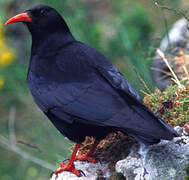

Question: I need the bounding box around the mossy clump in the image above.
[79,132,135,179]
[79,132,135,165]
[109,172,125,180]
[184,165,189,180]
[144,81,189,126]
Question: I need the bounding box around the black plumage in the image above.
[7,4,179,144]
[6,4,179,176]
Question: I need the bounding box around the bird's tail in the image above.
[117,103,180,145]
[131,134,161,145]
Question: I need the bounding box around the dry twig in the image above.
[8,107,16,144]
[0,107,55,171]
[154,1,189,26]
[156,48,185,89]
[0,135,55,170]
[16,140,43,153]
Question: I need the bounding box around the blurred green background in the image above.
[0,0,188,179]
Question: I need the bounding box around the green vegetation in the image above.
[144,81,189,126]
[109,172,125,180]
[185,165,189,180]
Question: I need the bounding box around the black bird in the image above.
[6,4,179,177]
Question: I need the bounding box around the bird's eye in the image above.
[40,9,47,16]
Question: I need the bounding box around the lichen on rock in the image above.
[116,127,189,180]
[50,161,110,180]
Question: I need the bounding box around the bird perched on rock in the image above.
[5,4,179,177]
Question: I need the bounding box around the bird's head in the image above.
[5,4,70,36]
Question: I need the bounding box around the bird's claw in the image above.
[50,171,58,179]
[50,171,54,178]
[97,158,102,165]
[78,169,86,176]
[62,158,69,163]
[55,174,58,180]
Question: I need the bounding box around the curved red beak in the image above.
[5,12,32,25]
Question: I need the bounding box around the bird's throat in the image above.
[31,31,75,55]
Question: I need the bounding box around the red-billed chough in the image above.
[5,4,179,177]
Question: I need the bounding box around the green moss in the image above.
[109,172,125,180]
[184,165,189,180]
[144,81,189,126]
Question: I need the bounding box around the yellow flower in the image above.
[0,22,14,68]
[0,50,14,67]
[0,76,4,88]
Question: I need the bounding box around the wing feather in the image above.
[30,42,178,140]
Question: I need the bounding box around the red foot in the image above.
[75,153,97,163]
[54,162,81,177]
[52,141,99,177]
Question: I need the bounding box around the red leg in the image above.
[74,140,99,163]
[54,143,81,177]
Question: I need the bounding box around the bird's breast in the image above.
[27,69,93,113]
[27,71,57,94]
[27,70,60,111]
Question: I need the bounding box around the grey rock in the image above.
[160,18,189,51]
[50,161,109,180]
[183,129,189,136]
[116,127,189,180]
[174,126,184,135]
[151,18,189,90]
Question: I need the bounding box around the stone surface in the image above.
[116,127,189,180]
[160,18,189,51]
[50,161,109,180]
[50,128,189,180]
